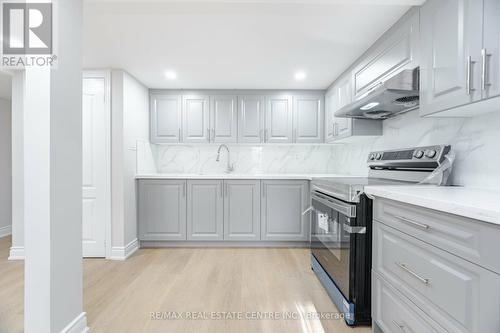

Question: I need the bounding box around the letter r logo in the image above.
[2,3,52,54]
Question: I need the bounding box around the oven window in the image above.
[311,198,352,300]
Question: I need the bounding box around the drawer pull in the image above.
[396,262,430,285]
[392,320,407,332]
[393,215,430,231]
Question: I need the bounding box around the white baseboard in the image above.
[59,312,89,333]
[109,238,139,261]
[0,225,12,238]
[8,246,25,260]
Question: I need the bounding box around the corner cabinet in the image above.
[325,76,382,143]
[261,180,309,241]
[138,180,187,241]
[187,180,224,240]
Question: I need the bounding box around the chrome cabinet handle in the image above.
[212,128,215,141]
[183,182,186,197]
[224,183,228,198]
[262,184,266,198]
[466,56,476,95]
[207,128,211,142]
[482,48,492,91]
[343,224,366,234]
[396,262,430,285]
[220,182,223,198]
[392,214,430,231]
[265,129,268,142]
[392,320,407,333]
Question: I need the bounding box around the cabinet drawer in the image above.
[373,222,500,333]
[372,271,446,333]
[374,198,500,274]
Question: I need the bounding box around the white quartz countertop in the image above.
[135,173,354,180]
[365,185,500,226]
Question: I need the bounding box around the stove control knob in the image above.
[369,154,376,161]
[414,150,424,159]
[376,153,383,160]
[425,149,437,158]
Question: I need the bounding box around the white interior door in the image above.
[82,75,110,257]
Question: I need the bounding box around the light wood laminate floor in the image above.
[0,236,371,333]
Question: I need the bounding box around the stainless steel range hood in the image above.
[335,68,419,120]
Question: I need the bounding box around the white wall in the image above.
[111,70,149,252]
[0,98,12,237]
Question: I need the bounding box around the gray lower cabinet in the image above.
[187,180,224,240]
[223,180,261,241]
[138,180,187,241]
[372,198,500,333]
[261,180,309,241]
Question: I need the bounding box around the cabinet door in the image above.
[420,0,483,116]
[211,95,237,143]
[293,95,323,143]
[352,9,419,98]
[261,180,309,241]
[138,180,187,241]
[187,180,223,240]
[182,95,210,143]
[223,180,261,241]
[150,94,182,143]
[238,95,265,143]
[483,0,500,99]
[333,75,353,139]
[265,95,293,143]
[324,89,336,143]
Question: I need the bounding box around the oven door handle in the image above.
[343,225,366,234]
[311,193,356,218]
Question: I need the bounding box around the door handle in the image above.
[482,48,492,91]
[182,182,186,197]
[396,262,430,285]
[342,225,366,234]
[207,128,211,142]
[392,214,430,231]
[466,56,476,96]
[212,128,215,141]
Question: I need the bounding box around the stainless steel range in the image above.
[309,145,452,326]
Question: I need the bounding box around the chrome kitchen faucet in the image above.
[216,144,234,173]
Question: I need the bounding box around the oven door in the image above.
[311,191,357,300]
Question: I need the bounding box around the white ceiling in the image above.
[83,0,423,89]
[0,72,12,100]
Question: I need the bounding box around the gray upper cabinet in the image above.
[187,180,224,240]
[238,95,265,143]
[352,8,419,99]
[138,180,187,241]
[293,94,323,143]
[224,180,261,241]
[265,95,293,143]
[420,0,483,116]
[211,95,237,143]
[482,0,500,100]
[261,180,309,241]
[182,95,210,143]
[150,94,182,143]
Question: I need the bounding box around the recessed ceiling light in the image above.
[294,71,307,81]
[165,70,177,80]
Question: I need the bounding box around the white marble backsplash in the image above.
[138,109,500,190]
